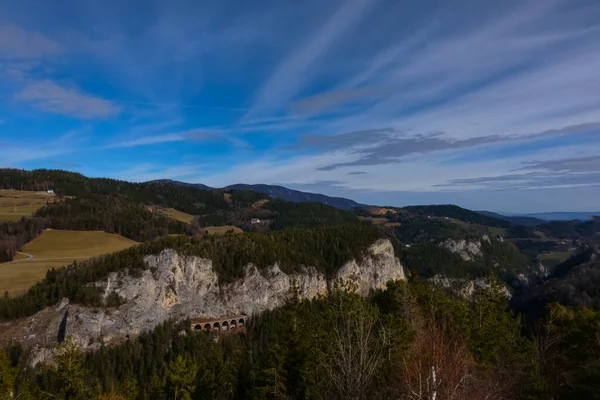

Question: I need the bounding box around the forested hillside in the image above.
[0,168,267,215]
[403,204,511,228]
[193,199,364,231]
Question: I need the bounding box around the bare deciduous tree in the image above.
[320,293,388,400]
[398,322,508,400]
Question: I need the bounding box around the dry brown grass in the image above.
[252,199,270,209]
[204,225,243,235]
[359,216,389,225]
[162,208,195,224]
[366,207,397,216]
[0,230,137,296]
[0,189,57,222]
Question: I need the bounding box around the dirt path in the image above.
[6,253,91,264]
[16,251,34,260]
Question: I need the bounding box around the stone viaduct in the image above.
[190,315,247,332]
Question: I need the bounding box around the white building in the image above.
[47,189,54,194]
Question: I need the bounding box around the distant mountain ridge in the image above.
[147,180,362,210]
[506,211,600,221]
[477,211,547,227]
[224,184,361,210]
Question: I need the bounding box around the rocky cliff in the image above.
[441,236,489,261]
[1,239,404,364]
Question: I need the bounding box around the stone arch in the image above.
[221,321,229,331]
[238,318,245,325]
[204,323,211,331]
[194,324,202,330]
[230,320,237,329]
[213,322,221,331]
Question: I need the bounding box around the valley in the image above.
[0,168,599,399]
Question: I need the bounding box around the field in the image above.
[0,230,137,296]
[537,250,574,263]
[0,189,56,221]
[359,216,389,225]
[204,226,243,235]
[162,208,195,224]
[488,227,506,238]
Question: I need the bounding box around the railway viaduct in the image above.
[190,315,247,332]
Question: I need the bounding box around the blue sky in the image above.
[1,0,600,212]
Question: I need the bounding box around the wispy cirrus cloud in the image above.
[0,24,62,59]
[519,155,600,173]
[244,0,378,120]
[292,123,600,171]
[15,80,121,118]
[106,127,249,149]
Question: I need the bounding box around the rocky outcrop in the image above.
[441,238,486,261]
[430,275,511,299]
[1,239,404,364]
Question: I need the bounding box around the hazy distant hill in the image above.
[225,183,361,210]
[477,211,546,227]
[510,211,600,221]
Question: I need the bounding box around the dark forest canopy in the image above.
[537,217,600,240]
[0,226,383,320]
[403,204,511,228]
[400,237,532,284]
[192,199,365,231]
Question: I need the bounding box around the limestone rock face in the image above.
[441,239,483,261]
[1,239,404,364]
[430,274,511,299]
[334,239,405,295]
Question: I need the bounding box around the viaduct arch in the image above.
[190,315,247,332]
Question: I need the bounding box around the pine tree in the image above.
[165,354,197,400]
[0,347,16,399]
[50,336,93,400]
[254,344,288,400]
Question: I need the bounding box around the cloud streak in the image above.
[106,128,249,149]
[244,0,377,119]
[0,24,62,59]
[15,80,121,118]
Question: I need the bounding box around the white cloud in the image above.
[15,80,121,118]
[108,132,189,148]
[106,127,249,149]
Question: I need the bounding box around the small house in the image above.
[47,189,54,194]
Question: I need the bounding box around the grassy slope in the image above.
[0,230,136,296]
[162,208,195,224]
[0,189,56,222]
[204,226,243,234]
